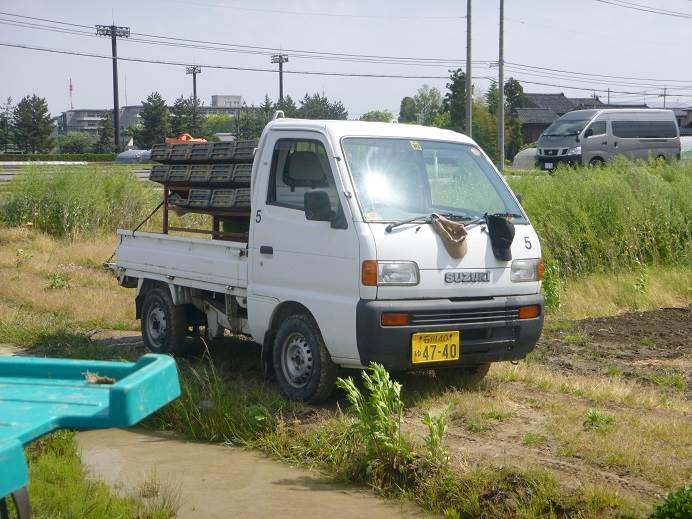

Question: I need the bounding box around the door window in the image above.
[267,139,338,211]
[586,120,606,137]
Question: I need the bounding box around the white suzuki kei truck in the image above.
[112,118,545,402]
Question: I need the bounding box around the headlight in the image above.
[566,146,581,156]
[511,258,544,282]
[377,261,420,285]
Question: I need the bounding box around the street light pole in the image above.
[271,54,289,103]
[186,65,202,132]
[96,24,130,152]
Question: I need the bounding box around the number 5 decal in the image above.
[524,236,532,249]
[255,209,262,223]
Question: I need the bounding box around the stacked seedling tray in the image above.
[148,140,257,241]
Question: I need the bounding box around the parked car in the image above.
[536,109,680,170]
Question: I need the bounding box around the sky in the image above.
[0,0,690,119]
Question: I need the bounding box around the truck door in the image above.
[248,131,360,362]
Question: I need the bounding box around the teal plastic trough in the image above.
[0,354,180,501]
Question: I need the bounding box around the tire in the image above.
[272,314,337,402]
[435,363,491,388]
[589,157,605,168]
[141,287,187,355]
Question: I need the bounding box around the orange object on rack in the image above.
[164,133,207,144]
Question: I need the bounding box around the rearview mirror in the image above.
[304,190,333,222]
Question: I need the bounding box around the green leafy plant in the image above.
[650,484,691,519]
[15,248,32,267]
[542,260,562,310]
[422,406,450,466]
[46,271,69,290]
[584,409,615,430]
[336,363,410,476]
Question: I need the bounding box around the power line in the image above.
[505,61,692,84]
[592,0,692,19]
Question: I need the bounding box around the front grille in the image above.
[409,307,519,326]
[544,149,558,156]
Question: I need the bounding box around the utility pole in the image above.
[271,54,289,103]
[465,0,473,137]
[186,65,202,133]
[96,24,130,152]
[607,88,610,105]
[497,0,504,171]
[661,86,667,108]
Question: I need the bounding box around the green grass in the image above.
[24,430,175,518]
[509,158,692,277]
[0,165,157,239]
[651,372,687,392]
[522,433,547,447]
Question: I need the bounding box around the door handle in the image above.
[259,245,273,256]
[613,141,618,148]
[601,141,608,145]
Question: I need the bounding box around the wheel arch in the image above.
[261,301,318,370]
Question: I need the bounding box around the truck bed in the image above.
[114,230,248,294]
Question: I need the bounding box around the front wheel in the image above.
[272,315,337,402]
[435,363,491,388]
[589,157,605,168]
[141,287,187,355]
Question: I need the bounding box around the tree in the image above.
[169,95,203,137]
[472,100,498,161]
[58,132,97,153]
[505,113,524,161]
[0,97,12,152]
[504,77,526,117]
[485,80,499,116]
[443,69,467,130]
[360,110,394,122]
[121,125,144,149]
[138,92,169,149]
[237,106,267,140]
[398,97,417,123]
[12,94,53,153]
[274,95,298,117]
[413,85,442,125]
[94,111,115,153]
[261,94,274,121]
[203,113,233,136]
[296,93,348,120]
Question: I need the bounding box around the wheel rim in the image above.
[281,332,314,389]
[146,302,167,347]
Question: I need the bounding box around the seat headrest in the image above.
[283,151,327,187]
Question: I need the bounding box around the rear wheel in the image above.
[435,363,491,387]
[141,287,187,355]
[272,314,337,402]
[589,157,605,167]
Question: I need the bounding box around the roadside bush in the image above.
[509,159,692,277]
[650,485,691,519]
[0,165,156,238]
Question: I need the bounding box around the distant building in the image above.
[211,95,243,108]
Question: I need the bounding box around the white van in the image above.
[536,109,680,170]
[111,119,545,401]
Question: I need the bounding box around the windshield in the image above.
[543,115,593,136]
[341,138,526,224]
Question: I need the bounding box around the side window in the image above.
[267,139,338,211]
[612,120,677,139]
[587,120,606,136]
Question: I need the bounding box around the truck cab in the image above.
[114,119,544,402]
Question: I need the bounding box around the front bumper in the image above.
[356,294,544,371]
[536,155,581,170]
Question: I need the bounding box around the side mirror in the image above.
[304,190,333,222]
[583,128,593,139]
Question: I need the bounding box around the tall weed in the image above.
[510,159,692,277]
[0,165,156,239]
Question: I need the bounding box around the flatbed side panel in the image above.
[115,230,247,289]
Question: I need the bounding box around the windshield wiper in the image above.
[385,212,480,233]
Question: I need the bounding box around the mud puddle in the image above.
[77,428,426,519]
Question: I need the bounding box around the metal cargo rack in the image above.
[148,139,256,242]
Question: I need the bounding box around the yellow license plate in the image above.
[411,331,460,364]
